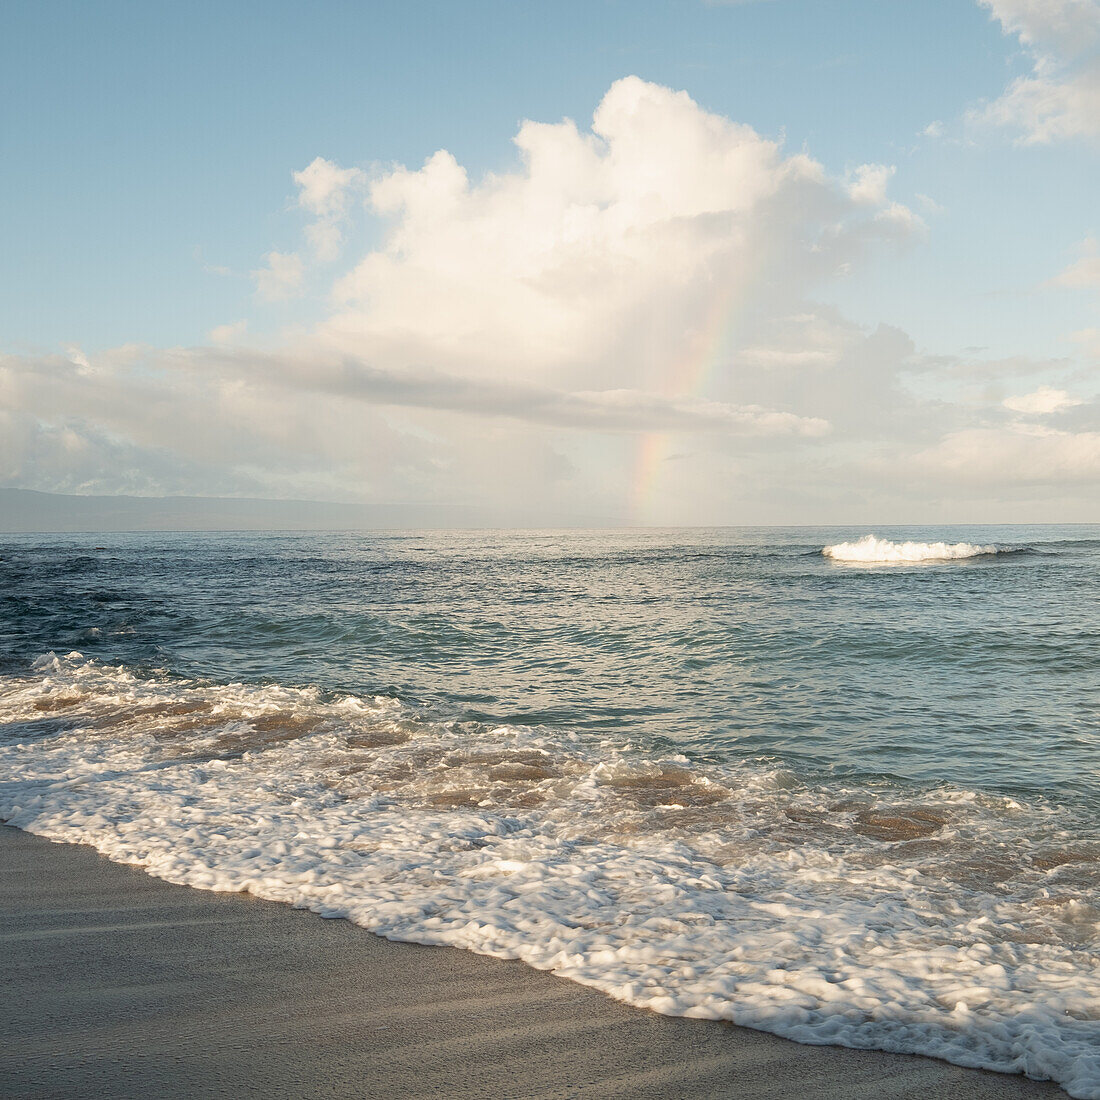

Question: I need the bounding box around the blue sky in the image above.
[1,0,1097,523]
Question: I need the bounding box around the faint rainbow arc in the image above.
[629,282,743,524]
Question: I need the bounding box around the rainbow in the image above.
[629,281,745,523]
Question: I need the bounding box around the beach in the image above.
[5,0,1099,1087]
[1,825,1069,1100]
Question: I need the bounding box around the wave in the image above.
[2,654,1098,1098]
[823,535,1000,564]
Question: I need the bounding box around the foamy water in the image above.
[2,652,1098,1098]
[1,528,1097,1097]
[824,535,999,563]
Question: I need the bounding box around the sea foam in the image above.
[823,534,998,563]
[1,654,1098,1098]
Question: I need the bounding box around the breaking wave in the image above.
[823,535,1000,564]
[1,654,1098,1097]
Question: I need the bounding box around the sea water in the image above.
[0,526,1097,1096]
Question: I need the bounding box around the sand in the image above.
[0,825,1067,1099]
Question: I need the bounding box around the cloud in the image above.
[165,345,831,437]
[916,423,1100,484]
[1054,238,1100,287]
[209,320,248,344]
[1003,384,1085,413]
[13,76,920,518]
[0,347,431,502]
[1071,326,1100,358]
[847,164,895,205]
[915,192,945,215]
[4,77,1095,521]
[0,331,832,526]
[323,76,918,392]
[976,0,1100,142]
[293,156,365,261]
[252,250,304,300]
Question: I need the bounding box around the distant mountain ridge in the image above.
[0,488,369,532]
[0,488,622,532]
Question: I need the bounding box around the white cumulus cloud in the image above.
[293,156,365,261]
[209,320,248,344]
[1054,238,1100,287]
[918,423,1100,483]
[1003,384,1085,413]
[252,250,305,301]
[847,163,895,205]
[321,76,919,400]
[976,0,1100,142]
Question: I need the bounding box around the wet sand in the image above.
[0,825,1066,1099]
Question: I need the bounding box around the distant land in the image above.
[0,487,527,533]
[0,488,607,532]
[4,488,1085,533]
[0,488,368,532]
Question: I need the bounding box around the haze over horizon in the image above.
[2,0,1098,527]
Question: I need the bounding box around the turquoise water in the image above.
[1,527,1098,1095]
[2,526,1096,806]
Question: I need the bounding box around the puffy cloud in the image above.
[915,192,945,215]
[252,250,304,300]
[976,0,1100,142]
[0,333,829,524]
[209,320,248,344]
[1054,238,1100,287]
[1071,326,1100,358]
[983,0,1100,54]
[294,156,363,219]
[916,423,1100,484]
[323,77,918,391]
[847,163,895,205]
[293,156,364,261]
[4,76,1094,521]
[1003,384,1085,413]
[0,346,438,503]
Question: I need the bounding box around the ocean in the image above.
[1,526,1097,1096]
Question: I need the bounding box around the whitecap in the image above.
[1,654,1098,1098]
[823,535,998,564]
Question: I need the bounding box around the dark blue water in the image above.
[2,525,1096,809]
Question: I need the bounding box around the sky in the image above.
[1,0,1097,526]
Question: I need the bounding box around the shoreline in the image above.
[0,825,1068,1099]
